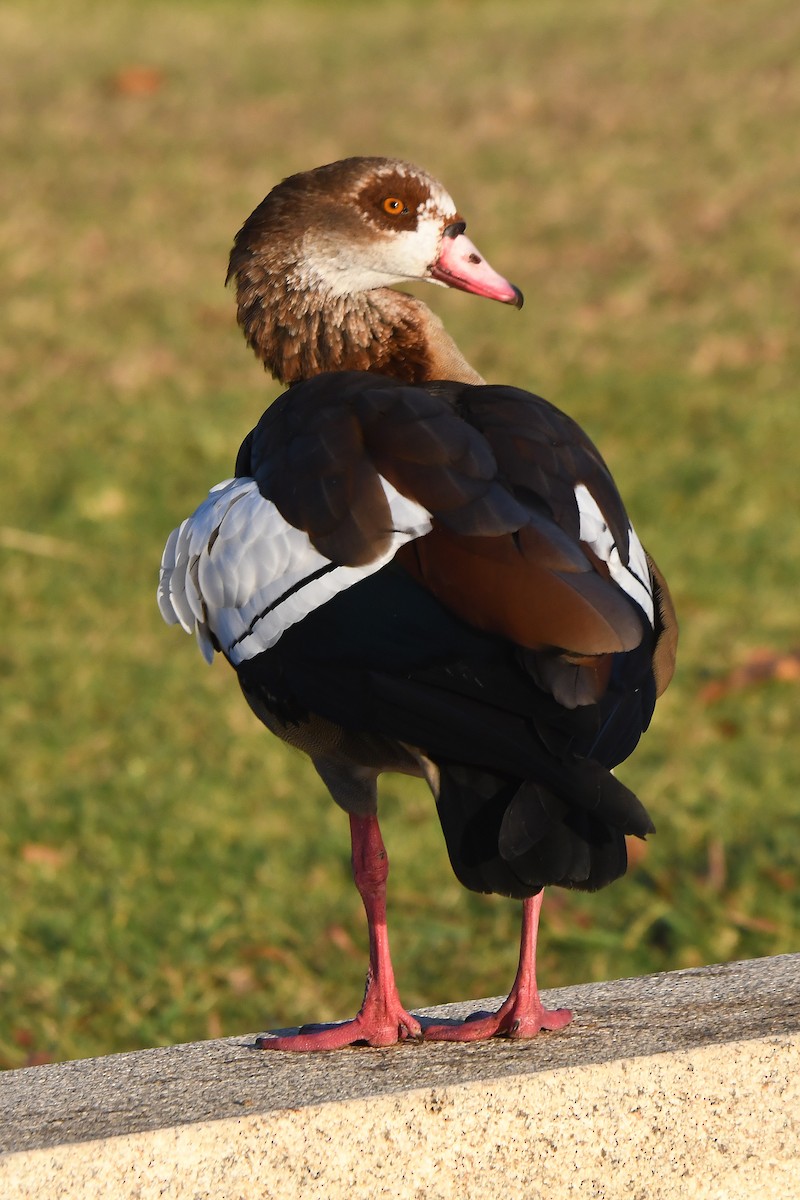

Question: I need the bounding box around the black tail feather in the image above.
[436,763,638,899]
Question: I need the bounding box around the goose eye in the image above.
[382,196,408,216]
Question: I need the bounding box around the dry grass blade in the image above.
[0,526,86,561]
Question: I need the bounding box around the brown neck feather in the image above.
[234,276,484,387]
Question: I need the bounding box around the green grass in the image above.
[1,0,799,1068]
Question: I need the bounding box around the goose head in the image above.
[227,156,522,385]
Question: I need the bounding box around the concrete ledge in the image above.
[1,954,799,1198]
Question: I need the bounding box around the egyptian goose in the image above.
[158,157,677,1049]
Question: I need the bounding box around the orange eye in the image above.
[382,196,408,216]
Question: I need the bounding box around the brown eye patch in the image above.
[356,172,434,231]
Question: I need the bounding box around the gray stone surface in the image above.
[1,952,798,1155]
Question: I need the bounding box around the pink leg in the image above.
[257,814,421,1051]
[424,892,572,1042]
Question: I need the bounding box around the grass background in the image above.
[1,0,799,1069]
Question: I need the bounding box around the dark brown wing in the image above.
[239,371,527,565]
[400,381,648,656]
[237,372,651,659]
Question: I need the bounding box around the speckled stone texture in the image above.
[1,955,799,1198]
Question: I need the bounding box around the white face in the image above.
[300,208,452,297]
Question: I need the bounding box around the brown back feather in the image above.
[647,553,678,697]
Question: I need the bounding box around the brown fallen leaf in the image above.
[108,66,165,97]
[764,866,795,892]
[700,646,800,704]
[728,910,782,936]
[626,837,650,871]
[12,1030,51,1067]
[21,843,69,869]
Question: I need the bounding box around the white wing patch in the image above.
[158,477,432,666]
[574,483,655,627]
